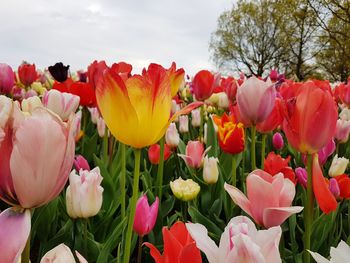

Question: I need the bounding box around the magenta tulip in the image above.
[272,132,284,150]
[133,195,159,236]
[0,208,31,263]
[224,169,303,228]
[237,76,276,124]
[74,155,90,171]
[0,95,75,208]
[0,63,15,94]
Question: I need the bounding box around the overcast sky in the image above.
[0,0,234,76]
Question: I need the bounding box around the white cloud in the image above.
[0,0,234,75]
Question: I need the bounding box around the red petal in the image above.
[143,242,163,263]
[179,243,202,263]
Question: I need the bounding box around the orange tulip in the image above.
[213,113,245,154]
[96,63,201,148]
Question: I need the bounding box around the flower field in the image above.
[0,61,349,263]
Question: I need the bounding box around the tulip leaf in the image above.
[206,117,218,157]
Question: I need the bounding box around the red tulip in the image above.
[148,144,172,165]
[87,60,108,88]
[144,221,202,263]
[18,62,38,86]
[282,81,337,154]
[263,152,296,183]
[221,77,238,102]
[191,70,219,101]
[334,174,350,199]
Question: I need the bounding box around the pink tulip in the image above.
[133,195,159,236]
[224,170,303,228]
[179,140,208,169]
[74,155,90,171]
[0,95,75,208]
[191,108,201,127]
[273,132,284,150]
[237,76,276,124]
[329,178,340,199]
[0,63,15,94]
[186,215,282,263]
[40,243,87,263]
[97,117,106,137]
[295,167,307,188]
[165,122,180,148]
[43,89,80,121]
[0,208,31,263]
[179,115,189,133]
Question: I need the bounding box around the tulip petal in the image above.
[143,242,163,263]
[0,208,31,263]
[312,155,337,214]
[224,183,252,218]
[185,223,218,263]
[308,250,329,263]
[179,243,202,263]
[263,206,303,228]
[254,226,282,263]
[330,240,350,263]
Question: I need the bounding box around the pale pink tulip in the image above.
[165,122,180,148]
[178,140,208,169]
[224,170,303,228]
[191,108,201,127]
[88,107,100,124]
[178,115,189,133]
[186,215,282,263]
[40,243,87,263]
[133,195,159,236]
[97,117,106,137]
[66,167,104,218]
[0,95,75,208]
[335,119,350,143]
[43,89,80,121]
[237,76,276,124]
[0,208,31,263]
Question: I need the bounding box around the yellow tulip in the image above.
[96,63,201,148]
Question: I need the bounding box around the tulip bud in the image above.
[329,155,349,177]
[204,123,208,144]
[88,107,100,124]
[170,177,200,201]
[133,195,159,236]
[203,156,219,184]
[191,108,201,127]
[18,62,38,86]
[43,89,80,121]
[295,167,307,188]
[171,99,180,115]
[218,92,229,109]
[31,82,47,95]
[329,178,340,199]
[272,132,284,150]
[165,122,180,148]
[97,117,106,137]
[40,244,87,263]
[148,144,172,165]
[72,110,82,141]
[74,155,90,171]
[21,96,43,113]
[0,63,15,94]
[24,89,38,99]
[335,119,350,143]
[179,115,189,133]
[269,69,278,82]
[340,107,350,121]
[66,167,104,218]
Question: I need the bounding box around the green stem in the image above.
[103,129,109,163]
[81,107,88,154]
[199,105,205,140]
[181,201,188,222]
[21,231,30,263]
[123,149,141,263]
[120,143,126,219]
[261,134,267,169]
[303,154,314,263]
[83,219,88,258]
[156,137,165,202]
[137,235,143,263]
[251,126,256,170]
[231,154,237,187]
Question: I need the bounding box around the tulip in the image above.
[96,63,202,148]
[0,96,75,208]
[317,139,336,165]
[66,167,103,218]
[178,140,207,168]
[213,113,245,154]
[309,240,350,263]
[203,156,219,184]
[40,244,87,263]
[165,122,179,148]
[282,81,337,154]
[273,132,284,150]
[0,208,31,263]
[224,170,303,228]
[148,143,172,165]
[264,152,296,183]
[87,60,109,89]
[218,92,229,109]
[21,96,43,113]
[74,155,90,171]
[179,115,189,133]
[0,63,15,94]
[88,107,100,124]
[336,82,350,106]
[329,178,340,198]
[270,69,279,82]
[236,76,276,124]
[97,117,106,137]
[221,76,237,102]
[144,221,202,263]
[167,62,185,97]
[43,89,80,121]
[18,62,38,86]
[186,215,282,263]
[170,177,200,201]
[256,98,283,133]
[48,62,70,82]
[171,99,181,116]
[110,61,133,81]
[334,174,350,199]
[191,70,220,101]
[329,155,349,177]
[295,167,307,188]
[72,110,82,141]
[339,107,350,121]
[133,195,159,236]
[335,119,350,143]
[191,108,201,127]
